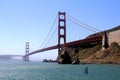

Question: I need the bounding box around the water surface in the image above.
[0,61,119,80]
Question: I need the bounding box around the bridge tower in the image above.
[58,12,66,59]
[24,42,29,61]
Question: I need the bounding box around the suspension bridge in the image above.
[23,12,107,61]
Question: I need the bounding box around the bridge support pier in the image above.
[102,31,109,49]
[23,42,29,61]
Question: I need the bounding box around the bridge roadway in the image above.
[26,35,102,56]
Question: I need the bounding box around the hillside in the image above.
[86,42,120,64]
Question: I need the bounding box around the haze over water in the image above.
[0,61,119,80]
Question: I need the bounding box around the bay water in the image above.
[0,61,119,80]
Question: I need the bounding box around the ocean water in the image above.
[0,61,119,80]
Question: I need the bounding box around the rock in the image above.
[58,51,72,64]
[72,58,80,64]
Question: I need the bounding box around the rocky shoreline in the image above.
[43,59,120,64]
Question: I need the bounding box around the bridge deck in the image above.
[26,35,102,56]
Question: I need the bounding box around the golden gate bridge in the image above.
[23,12,107,61]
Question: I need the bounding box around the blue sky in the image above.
[0,0,120,61]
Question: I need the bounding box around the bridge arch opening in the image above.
[59,14,65,19]
[60,29,65,35]
[60,21,65,26]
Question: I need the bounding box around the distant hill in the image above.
[0,55,11,60]
[0,55,23,60]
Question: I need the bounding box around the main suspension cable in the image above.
[39,15,58,48]
[67,13,101,33]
